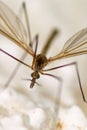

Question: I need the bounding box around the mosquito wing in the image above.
[0,1,34,56]
[49,28,87,61]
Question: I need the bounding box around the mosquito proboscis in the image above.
[0,1,87,103]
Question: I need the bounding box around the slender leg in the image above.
[32,35,39,68]
[43,62,87,103]
[3,2,32,88]
[3,2,60,88]
[3,52,27,88]
[41,72,63,124]
[41,29,59,55]
[21,2,32,45]
[0,49,31,69]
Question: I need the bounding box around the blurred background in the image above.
[0,0,87,122]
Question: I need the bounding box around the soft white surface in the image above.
[57,106,87,130]
[0,87,59,129]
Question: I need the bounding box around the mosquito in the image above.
[0,1,87,103]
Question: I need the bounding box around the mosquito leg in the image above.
[0,48,32,88]
[32,35,39,68]
[2,2,33,88]
[19,2,38,48]
[41,72,63,126]
[4,52,27,88]
[41,29,59,55]
[3,34,38,87]
[43,62,87,103]
[21,2,32,46]
[0,49,31,69]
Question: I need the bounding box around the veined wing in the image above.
[0,1,34,56]
[49,28,87,61]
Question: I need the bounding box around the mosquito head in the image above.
[31,71,40,79]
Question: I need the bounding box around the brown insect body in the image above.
[31,54,48,88]
[33,54,48,71]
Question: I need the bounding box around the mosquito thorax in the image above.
[34,54,48,71]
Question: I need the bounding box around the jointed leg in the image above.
[41,29,59,55]
[0,49,31,69]
[3,52,27,88]
[21,2,32,46]
[3,2,32,88]
[43,62,87,103]
[3,34,38,87]
[32,35,39,68]
[3,2,60,88]
[41,72,63,122]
